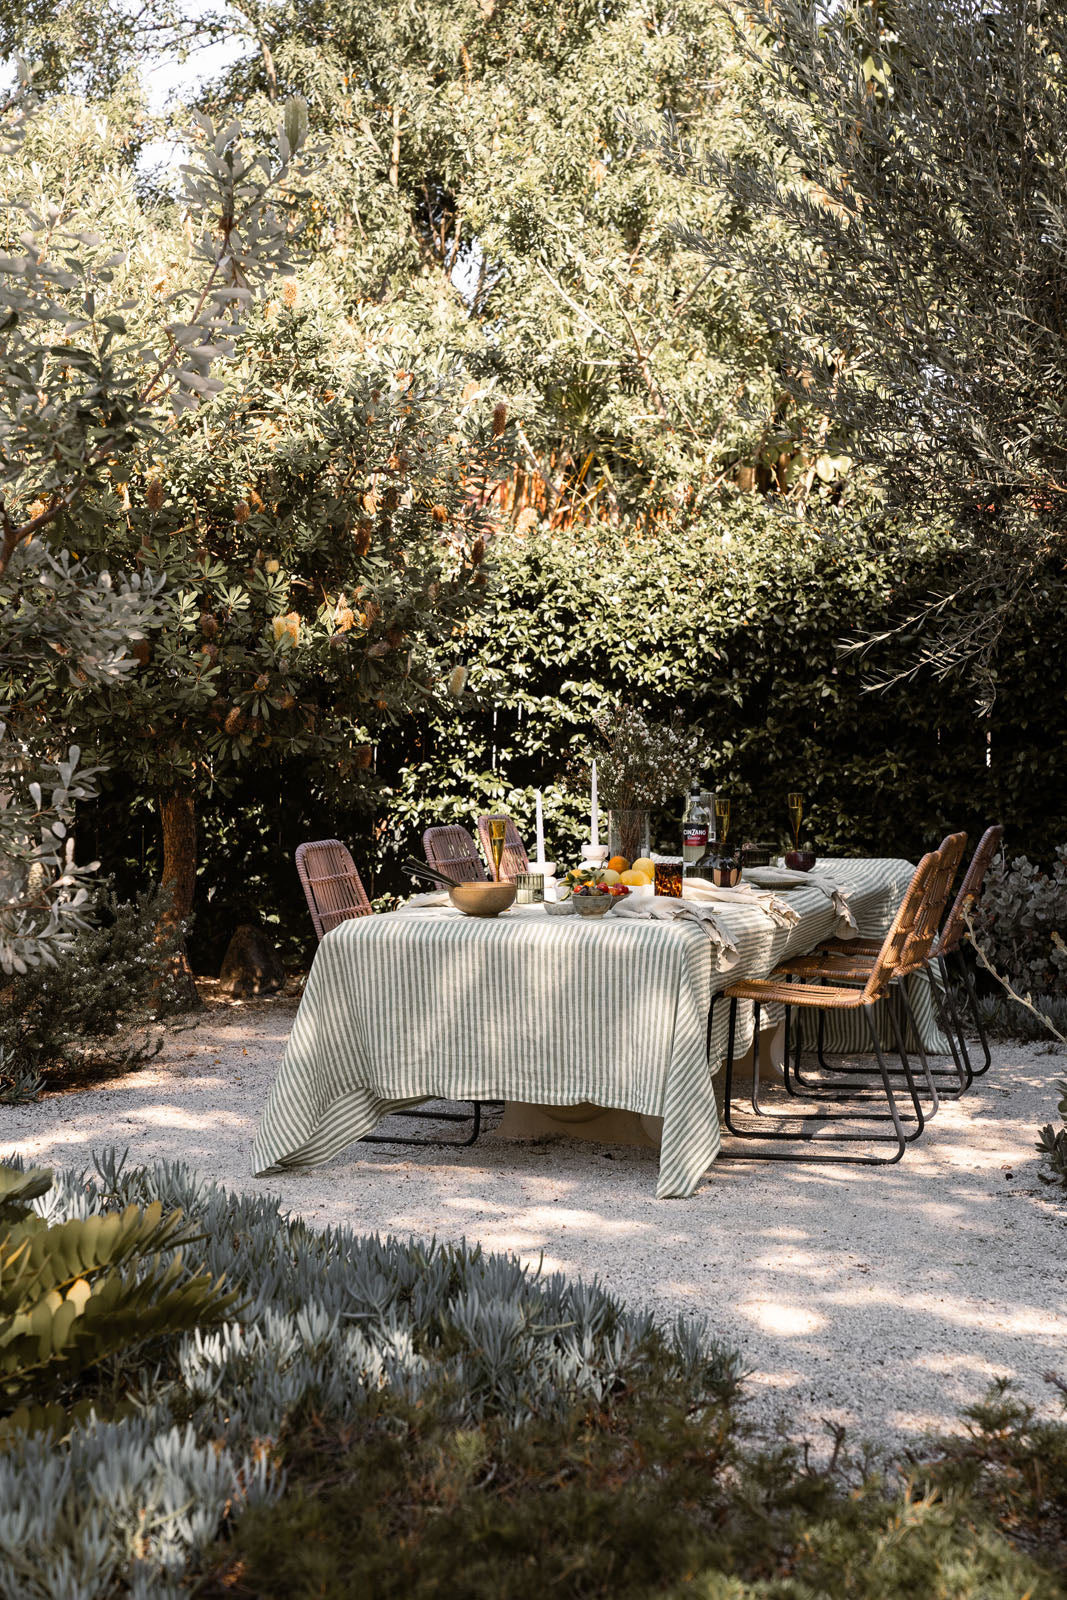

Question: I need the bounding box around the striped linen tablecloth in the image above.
[253,856,944,1199]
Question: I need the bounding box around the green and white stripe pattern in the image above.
[253,856,945,1198]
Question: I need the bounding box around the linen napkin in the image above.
[397,889,452,910]
[742,867,858,937]
[611,895,740,971]
[681,877,800,930]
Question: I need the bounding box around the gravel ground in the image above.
[3,989,1065,1461]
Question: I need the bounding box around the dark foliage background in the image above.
[83,507,1066,973]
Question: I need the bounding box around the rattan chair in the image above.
[476,814,530,882]
[423,824,488,884]
[295,839,484,1149]
[713,851,941,1164]
[295,839,373,940]
[782,832,970,1099]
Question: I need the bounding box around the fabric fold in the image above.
[680,877,800,930]
[742,867,858,937]
[611,895,740,970]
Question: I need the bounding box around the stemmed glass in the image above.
[714,796,731,845]
[488,818,507,882]
[787,792,803,852]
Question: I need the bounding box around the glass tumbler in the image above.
[651,854,684,899]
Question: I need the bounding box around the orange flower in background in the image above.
[492,401,507,437]
[145,478,164,512]
[281,278,299,308]
[430,503,449,523]
[272,611,301,646]
[233,500,251,523]
[335,606,355,632]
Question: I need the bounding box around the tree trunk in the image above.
[158,789,201,1008]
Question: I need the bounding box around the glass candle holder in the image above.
[651,854,683,899]
[514,872,545,905]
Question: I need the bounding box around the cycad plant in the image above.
[0,1165,236,1436]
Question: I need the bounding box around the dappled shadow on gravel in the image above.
[1,1017,1065,1463]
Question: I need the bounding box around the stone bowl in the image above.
[573,892,625,918]
[448,881,517,917]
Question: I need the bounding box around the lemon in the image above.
[599,868,622,885]
[620,869,650,887]
[631,857,655,880]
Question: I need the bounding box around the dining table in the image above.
[252,857,947,1199]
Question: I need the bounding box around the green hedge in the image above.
[84,502,1067,969]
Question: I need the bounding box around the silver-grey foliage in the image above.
[0,1151,742,1596]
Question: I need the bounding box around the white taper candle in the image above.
[590,760,599,847]
[535,789,545,863]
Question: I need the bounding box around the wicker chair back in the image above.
[422,825,488,884]
[295,839,373,942]
[476,814,530,882]
[860,851,939,1001]
[936,825,1005,956]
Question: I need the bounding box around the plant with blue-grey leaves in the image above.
[0,1150,742,1598]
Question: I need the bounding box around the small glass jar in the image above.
[514,872,545,904]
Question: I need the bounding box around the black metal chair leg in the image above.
[932,957,972,1093]
[958,948,993,1074]
[363,1098,485,1148]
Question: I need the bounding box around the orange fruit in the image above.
[607,855,630,874]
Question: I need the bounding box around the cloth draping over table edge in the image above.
[253,858,946,1199]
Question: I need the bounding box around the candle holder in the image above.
[580,844,610,867]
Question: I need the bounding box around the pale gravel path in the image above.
[2,991,1065,1460]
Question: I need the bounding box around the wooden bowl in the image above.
[448,881,517,917]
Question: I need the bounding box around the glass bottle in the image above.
[682,782,710,871]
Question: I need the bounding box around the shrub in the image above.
[971,848,1067,999]
[1037,1081,1067,1192]
[0,1153,740,1598]
[0,881,189,1102]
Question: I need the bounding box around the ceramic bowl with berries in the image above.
[564,866,631,917]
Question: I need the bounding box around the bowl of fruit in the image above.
[563,865,632,917]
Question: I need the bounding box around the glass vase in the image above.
[607,808,650,864]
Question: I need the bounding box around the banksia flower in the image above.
[131,640,151,667]
[431,503,449,524]
[387,625,405,647]
[384,486,399,511]
[253,673,270,691]
[200,612,219,638]
[354,520,373,556]
[233,500,251,523]
[281,278,299,308]
[492,401,507,437]
[363,599,380,626]
[145,478,164,512]
[272,611,301,646]
[200,643,219,666]
[335,606,355,632]
[354,744,373,769]
[362,490,379,515]
[265,558,280,574]
[277,691,296,710]
[224,707,245,735]
[448,664,468,697]
[470,537,486,565]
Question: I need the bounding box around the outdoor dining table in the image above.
[253,857,946,1199]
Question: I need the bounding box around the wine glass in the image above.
[714,795,731,844]
[488,817,507,882]
[787,792,803,851]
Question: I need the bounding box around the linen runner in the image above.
[254,856,945,1198]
